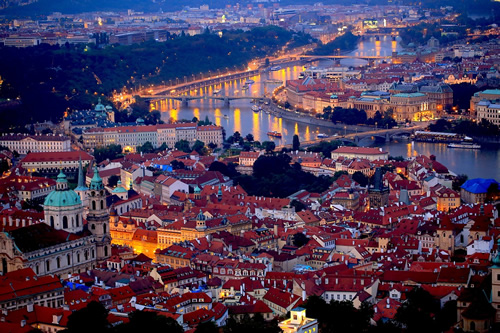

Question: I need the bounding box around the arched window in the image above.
[470,321,475,331]
[35,264,39,275]
[104,246,108,257]
[56,257,61,269]
[84,251,89,261]
[91,224,95,230]
[67,254,71,265]
[103,224,107,234]
[92,249,95,258]
[76,214,79,227]
[46,260,50,272]
[92,201,96,210]
[101,200,104,210]
[77,252,81,262]
[63,216,68,229]
[50,216,54,228]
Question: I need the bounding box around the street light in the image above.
[344,125,347,136]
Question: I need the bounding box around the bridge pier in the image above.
[354,136,359,144]
[385,132,390,142]
[224,97,230,107]
[181,97,188,106]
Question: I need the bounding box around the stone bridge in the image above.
[140,94,267,107]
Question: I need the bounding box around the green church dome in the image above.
[44,170,82,207]
[112,180,128,194]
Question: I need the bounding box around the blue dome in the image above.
[44,171,81,207]
[112,181,127,194]
[44,190,82,207]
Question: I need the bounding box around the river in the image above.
[154,36,500,180]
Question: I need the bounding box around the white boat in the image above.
[270,65,281,71]
[317,133,329,139]
[223,114,229,119]
[448,142,481,149]
[252,105,260,112]
[245,79,255,84]
[242,84,249,90]
[213,89,221,95]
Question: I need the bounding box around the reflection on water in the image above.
[361,139,500,180]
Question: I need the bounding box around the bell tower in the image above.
[87,165,111,262]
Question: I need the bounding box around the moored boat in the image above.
[267,131,282,138]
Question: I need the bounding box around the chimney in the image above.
[27,303,34,313]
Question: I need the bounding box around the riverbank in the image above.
[264,100,375,134]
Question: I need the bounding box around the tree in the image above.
[245,133,254,142]
[261,141,275,153]
[265,58,270,67]
[94,144,123,163]
[290,199,306,212]
[292,134,300,151]
[352,171,369,187]
[292,232,309,247]
[65,301,110,333]
[157,142,168,152]
[394,288,440,333]
[194,321,218,333]
[452,174,468,191]
[117,310,184,333]
[192,140,206,155]
[170,160,185,170]
[0,159,9,175]
[137,141,154,154]
[174,139,191,153]
[108,175,120,187]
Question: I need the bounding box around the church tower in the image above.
[44,169,83,234]
[87,165,111,262]
[491,238,500,322]
[74,156,89,218]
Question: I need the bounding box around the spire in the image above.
[90,164,103,190]
[75,155,88,191]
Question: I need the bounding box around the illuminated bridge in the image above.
[139,94,267,106]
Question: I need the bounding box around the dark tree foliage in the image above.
[292,134,300,151]
[394,287,441,333]
[194,321,219,333]
[175,139,191,153]
[452,174,468,191]
[302,296,373,333]
[330,107,367,125]
[308,31,359,55]
[208,161,238,178]
[64,301,110,333]
[306,140,344,157]
[451,83,481,111]
[107,175,120,187]
[428,118,500,137]
[170,160,185,170]
[292,232,309,247]
[116,310,184,333]
[290,199,306,212]
[224,313,280,333]
[233,154,333,198]
[94,144,123,163]
[0,26,305,130]
[137,141,155,154]
[352,171,369,187]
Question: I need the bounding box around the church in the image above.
[0,161,111,277]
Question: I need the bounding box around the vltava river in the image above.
[154,36,500,180]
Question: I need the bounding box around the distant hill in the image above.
[0,0,240,17]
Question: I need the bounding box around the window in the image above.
[63,216,68,229]
[67,254,71,265]
[50,216,54,228]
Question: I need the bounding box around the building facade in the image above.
[0,134,71,155]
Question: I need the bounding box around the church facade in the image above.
[0,165,111,277]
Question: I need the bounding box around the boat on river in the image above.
[245,79,255,84]
[448,142,481,149]
[270,65,281,71]
[268,131,282,138]
[317,133,329,139]
[252,105,260,112]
